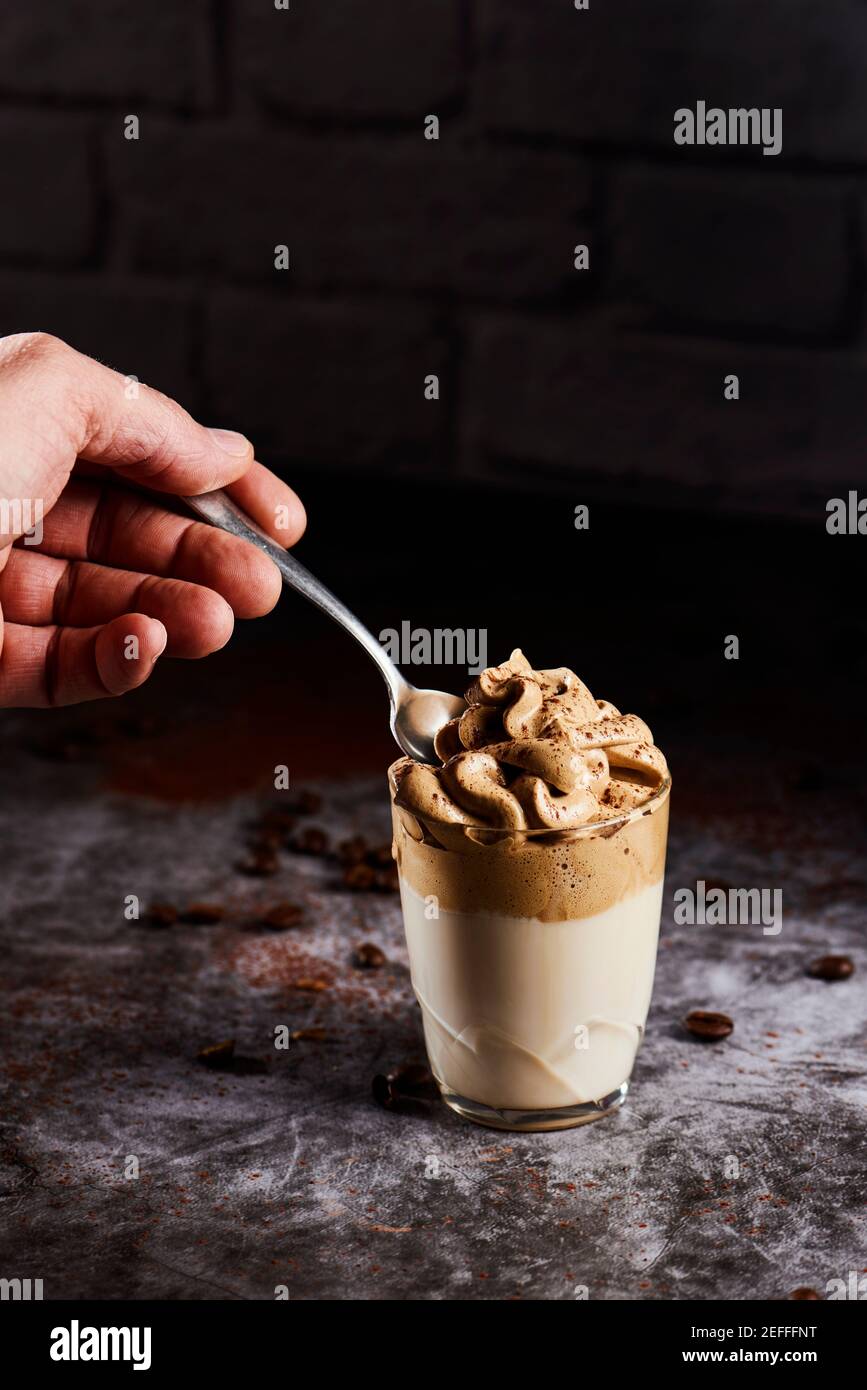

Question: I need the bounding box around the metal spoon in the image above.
[183,488,465,763]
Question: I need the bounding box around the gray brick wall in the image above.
[0,2,862,518]
[237,0,465,120]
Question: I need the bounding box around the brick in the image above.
[110,126,591,300]
[237,0,463,119]
[0,273,196,406]
[462,312,865,518]
[0,0,214,109]
[476,0,867,161]
[609,168,850,338]
[0,117,94,266]
[203,292,450,471]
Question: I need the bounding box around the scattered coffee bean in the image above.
[294,977,328,992]
[337,835,369,865]
[371,1072,400,1110]
[146,902,178,928]
[369,844,393,867]
[257,902,304,930]
[225,1054,269,1076]
[683,1010,734,1041]
[294,827,329,856]
[291,1027,329,1041]
[249,828,284,852]
[354,942,387,969]
[179,903,225,926]
[806,954,854,982]
[389,1063,435,1094]
[197,1039,235,1067]
[236,848,279,877]
[255,807,297,836]
[789,1287,822,1300]
[196,1039,268,1074]
[295,789,323,815]
[374,864,399,893]
[343,862,377,891]
[372,1063,437,1113]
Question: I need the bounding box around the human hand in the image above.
[0,333,305,707]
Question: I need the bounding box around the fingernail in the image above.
[206,427,251,458]
[151,623,168,660]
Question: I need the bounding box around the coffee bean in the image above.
[372,1072,398,1109]
[389,1063,435,1095]
[789,1287,822,1300]
[337,835,369,865]
[258,902,304,931]
[291,1027,329,1041]
[294,827,329,856]
[354,942,387,969]
[255,807,297,836]
[197,1041,268,1075]
[295,789,323,815]
[369,844,394,867]
[249,828,284,851]
[236,848,279,877]
[372,1063,437,1113]
[197,1039,235,1068]
[343,862,377,891]
[225,1055,269,1076]
[806,954,854,982]
[294,977,328,992]
[180,903,225,925]
[146,902,178,928]
[683,1010,734,1041]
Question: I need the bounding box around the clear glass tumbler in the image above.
[389,766,671,1132]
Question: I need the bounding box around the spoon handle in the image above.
[183,487,406,706]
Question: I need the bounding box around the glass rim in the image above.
[388,761,671,838]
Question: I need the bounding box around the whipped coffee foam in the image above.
[390,650,669,922]
[392,649,668,833]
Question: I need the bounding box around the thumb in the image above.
[0,333,255,510]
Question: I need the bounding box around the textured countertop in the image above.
[0,665,864,1302]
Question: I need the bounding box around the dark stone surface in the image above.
[0,685,863,1301]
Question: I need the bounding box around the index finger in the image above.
[0,332,260,503]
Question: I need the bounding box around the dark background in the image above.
[0,1,864,750]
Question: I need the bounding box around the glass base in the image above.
[439,1080,629,1132]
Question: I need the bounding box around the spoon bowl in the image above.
[391,686,466,764]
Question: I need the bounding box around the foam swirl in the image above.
[392,649,668,834]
